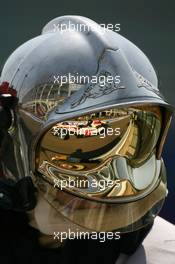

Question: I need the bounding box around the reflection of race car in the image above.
[51,122,76,137]
[51,120,108,139]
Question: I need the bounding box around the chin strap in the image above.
[0,82,37,211]
[118,222,154,255]
[58,222,154,264]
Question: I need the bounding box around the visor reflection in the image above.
[35,105,162,200]
[36,105,162,171]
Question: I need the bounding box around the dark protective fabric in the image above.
[0,208,153,264]
[0,177,37,211]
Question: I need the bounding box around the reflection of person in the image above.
[87,119,93,127]
[69,148,83,160]
[69,148,99,164]
[0,15,174,264]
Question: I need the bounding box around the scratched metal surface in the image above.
[0,0,175,223]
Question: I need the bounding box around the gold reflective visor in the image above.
[36,105,162,168]
[35,105,162,201]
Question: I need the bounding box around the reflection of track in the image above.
[39,115,130,171]
[42,116,131,156]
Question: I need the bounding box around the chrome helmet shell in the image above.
[0,16,173,233]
